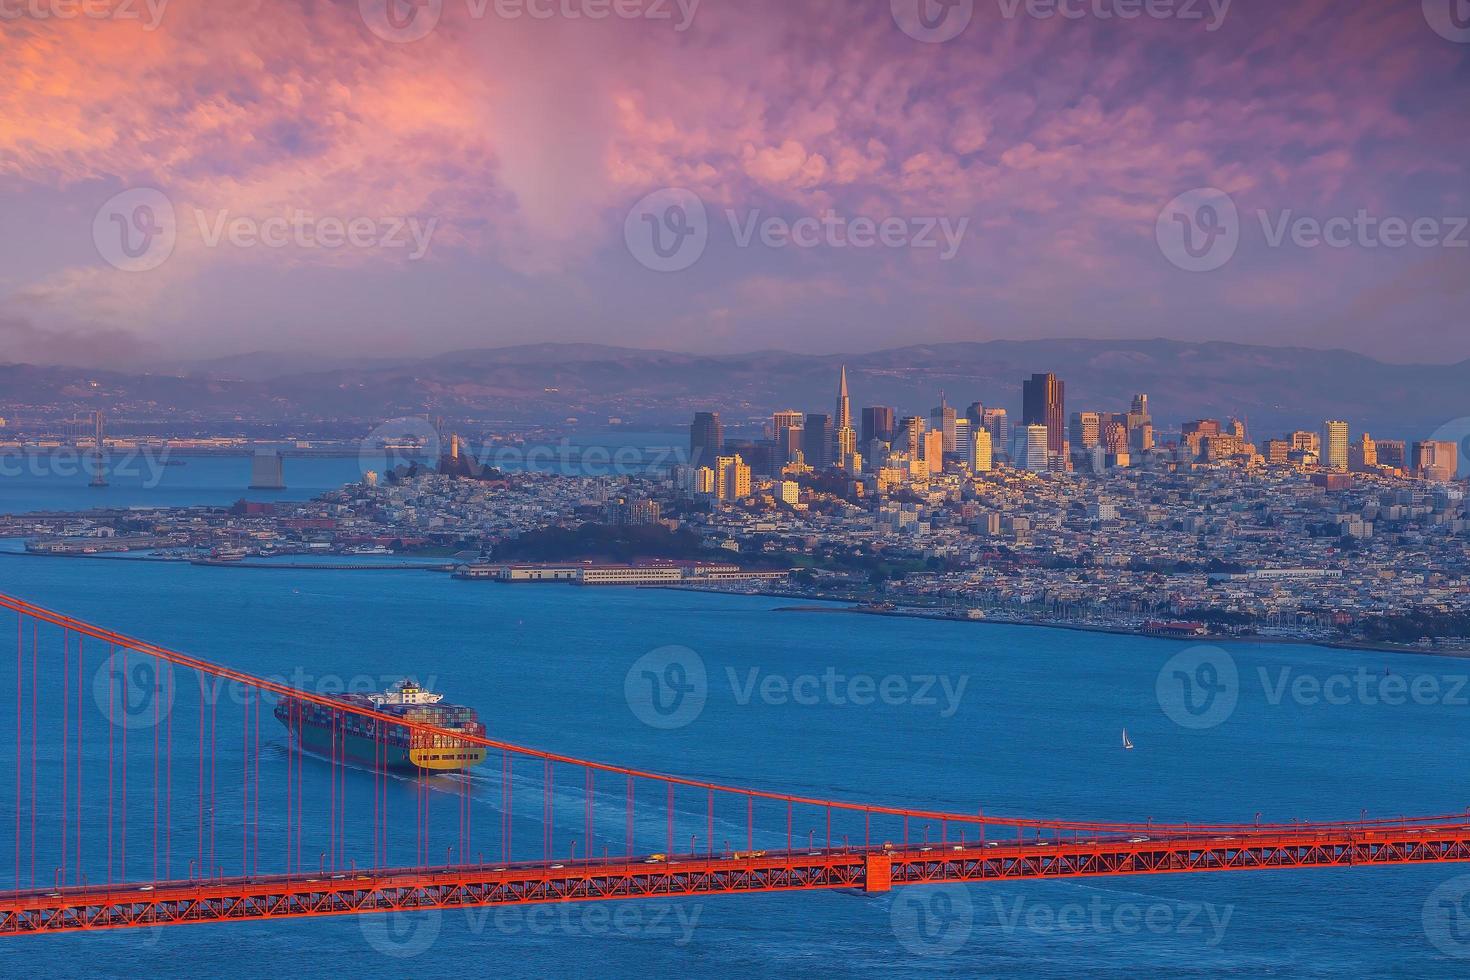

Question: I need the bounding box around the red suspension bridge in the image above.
[1,591,1468,937]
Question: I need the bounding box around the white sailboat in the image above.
[1122,728,1134,750]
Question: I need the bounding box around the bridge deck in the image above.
[5,827,1469,935]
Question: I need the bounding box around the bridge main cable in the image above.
[1,593,1460,838]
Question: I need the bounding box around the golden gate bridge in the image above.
[1,592,1468,937]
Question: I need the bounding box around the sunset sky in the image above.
[1,0,1466,366]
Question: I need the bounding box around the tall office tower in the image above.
[714,455,751,501]
[1349,434,1378,472]
[965,402,985,428]
[1130,393,1150,423]
[1290,430,1321,455]
[1103,421,1128,455]
[1228,418,1248,443]
[981,408,1010,457]
[803,414,833,470]
[1130,422,1155,453]
[835,366,853,432]
[922,429,945,470]
[861,406,895,445]
[1376,439,1407,470]
[900,416,926,456]
[835,425,857,465]
[1323,420,1349,471]
[954,418,972,466]
[931,394,958,453]
[690,412,723,468]
[1022,373,1066,456]
[1070,411,1102,450]
[1024,424,1050,472]
[777,425,803,466]
[1413,441,1458,481]
[773,410,803,448]
[972,427,993,473]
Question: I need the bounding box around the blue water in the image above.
[0,454,366,514]
[0,555,1468,976]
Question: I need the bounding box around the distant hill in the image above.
[2,340,1464,440]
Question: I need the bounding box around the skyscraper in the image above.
[981,408,1010,459]
[931,394,957,453]
[803,413,833,469]
[690,412,723,468]
[972,427,993,473]
[1070,411,1101,450]
[899,416,926,456]
[1323,420,1349,471]
[772,410,803,464]
[715,454,751,501]
[861,406,895,446]
[834,366,856,466]
[1022,373,1066,457]
[1024,424,1050,472]
[1414,440,1458,481]
[835,365,852,431]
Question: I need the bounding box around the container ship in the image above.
[274,679,487,773]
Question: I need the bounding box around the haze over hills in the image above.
[2,340,1465,440]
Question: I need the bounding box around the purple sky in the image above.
[1,0,1467,367]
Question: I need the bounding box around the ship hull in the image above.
[276,708,486,774]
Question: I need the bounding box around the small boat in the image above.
[1122,728,1134,751]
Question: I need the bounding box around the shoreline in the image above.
[648,585,1470,659]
